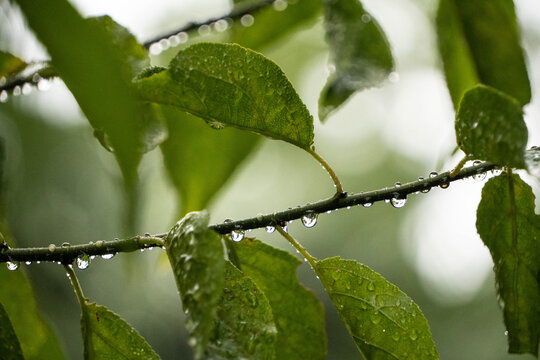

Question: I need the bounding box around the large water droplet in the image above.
[301,212,318,228]
[7,261,19,271]
[61,242,71,248]
[231,230,244,242]
[101,253,115,260]
[429,171,438,178]
[77,254,90,270]
[391,194,407,209]
[266,226,275,233]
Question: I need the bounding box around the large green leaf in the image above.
[134,43,314,149]
[436,0,531,108]
[80,302,160,359]
[160,107,260,215]
[319,0,394,122]
[476,173,540,356]
[0,301,24,360]
[234,239,326,359]
[456,85,527,168]
[15,0,145,184]
[166,211,225,359]
[0,51,27,79]
[230,0,322,51]
[206,261,277,359]
[316,257,438,359]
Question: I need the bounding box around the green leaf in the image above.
[525,146,540,179]
[316,257,439,359]
[320,0,394,122]
[234,239,326,359]
[81,302,160,359]
[206,261,277,359]
[134,43,314,149]
[436,0,531,108]
[0,51,27,78]
[476,173,540,356]
[15,0,145,184]
[0,301,24,360]
[160,107,260,215]
[456,85,527,168]
[230,0,322,51]
[166,211,226,359]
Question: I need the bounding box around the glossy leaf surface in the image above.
[456,85,527,168]
[166,211,225,359]
[436,0,530,108]
[477,173,540,356]
[206,262,277,359]
[320,0,393,122]
[316,257,438,359]
[0,301,24,360]
[234,239,326,359]
[135,43,314,149]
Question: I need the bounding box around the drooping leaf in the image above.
[456,85,527,168]
[166,211,226,359]
[0,301,24,360]
[206,261,277,359]
[476,173,540,356]
[0,51,27,78]
[160,107,260,215]
[134,43,314,149]
[436,0,531,108]
[319,0,394,122]
[80,302,160,360]
[230,0,322,51]
[234,239,326,359]
[15,0,145,184]
[316,257,439,359]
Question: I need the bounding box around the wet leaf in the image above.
[436,0,530,108]
[316,257,439,359]
[525,146,540,179]
[0,301,24,360]
[320,0,393,122]
[134,43,314,149]
[166,211,225,359]
[231,0,322,51]
[234,239,326,359]
[0,51,27,78]
[206,261,277,359]
[160,107,260,215]
[456,85,527,168]
[477,173,540,356]
[81,302,160,359]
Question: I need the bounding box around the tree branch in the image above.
[0,161,497,264]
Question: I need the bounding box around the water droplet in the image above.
[198,24,211,36]
[439,179,450,189]
[22,83,32,95]
[301,212,318,228]
[95,240,104,248]
[473,170,486,181]
[240,14,255,27]
[273,0,288,11]
[410,330,418,341]
[0,90,8,103]
[37,79,51,92]
[7,261,19,271]
[395,182,401,188]
[367,282,375,291]
[492,168,502,176]
[77,254,90,270]
[214,19,229,32]
[266,226,275,233]
[101,253,115,260]
[361,13,371,23]
[429,171,438,178]
[391,194,407,208]
[388,72,400,83]
[282,224,288,233]
[61,242,71,248]
[392,332,400,341]
[149,43,162,55]
[231,230,244,242]
[363,202,372,208]
[370,314,381,324]
[48,244,56,252]
[25,261,31,265]
[13,85,21,96]
[504,330,508,336]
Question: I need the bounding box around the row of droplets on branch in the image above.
[0,160,499,270]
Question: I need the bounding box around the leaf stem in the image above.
[63,264,87,307]
[276,226,317,269]
[307,148,344,195]
[449,154,472,178]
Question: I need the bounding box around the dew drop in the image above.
[13,85,21,96]
[429,171,438,178]
[0,90,8,103]
[392,332,400,341]
[394,182,401,188]
[361,13,371,23]
[76,254,90,270]
[388,72,400,83]
[301,212,318,228]
[363,202,372,208]
[7,261,19,271]
[370,314,381,324]
[282,224,288,233]
[439,179,450,189]
[504,330,508,336]
[240,14,255,27]
[177,32,189,43]
[273,0,288,11]
[214,19,229,32]
[266,226,275,233]
[61,242,71,248]
[101,253,115,260]
[391,194,407,208]
[95,240,104,248]
[149,43,162,55]
[198,24,211,36]
[25,261,31,265]
[48,244,56,253]
[231,230,244,242]
[418,176,424,182]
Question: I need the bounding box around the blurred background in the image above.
[0,0,539,358]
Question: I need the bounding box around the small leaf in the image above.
[134,43,314,149]
[456,85,527,168]
[0,301,24,360]
[166,211,225,359]
[316,257,439,359]
[477,173,540,356]
[230,0,322,51]
[0,51,27,78]
[436,0,531,108]
[81,302,160,359]
[234,239,326,359]
[320,0,394,122]
[160,107,260,215]
[206,261,277,359]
